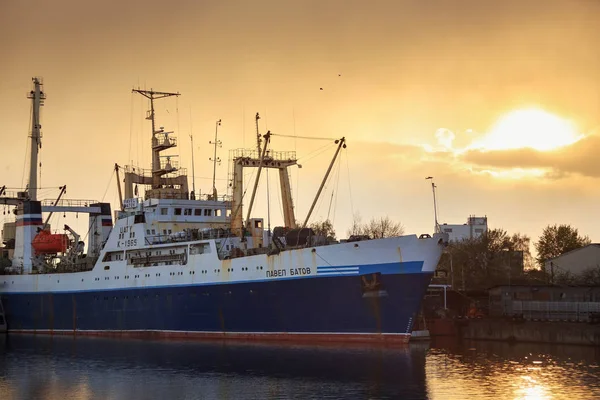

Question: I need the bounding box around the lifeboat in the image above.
[32,229,69,255]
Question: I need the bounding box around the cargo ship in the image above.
[0,78,447,345]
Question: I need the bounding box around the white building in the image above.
[544,244,600,278]
[440,216,488,242]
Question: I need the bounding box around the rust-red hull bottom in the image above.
[8,329,412,347]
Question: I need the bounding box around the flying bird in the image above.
[319,88,323,90]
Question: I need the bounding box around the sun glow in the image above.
[471,109,582,151]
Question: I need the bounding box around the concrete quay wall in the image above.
[461,319,600,346]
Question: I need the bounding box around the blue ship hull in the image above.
[1,271,433,344]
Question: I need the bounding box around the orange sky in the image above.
[1,0,599,246]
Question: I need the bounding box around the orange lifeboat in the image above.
[32,229,69,255]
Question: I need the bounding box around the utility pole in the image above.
[209,119,222,200]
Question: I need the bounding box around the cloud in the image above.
[460,135,600,178]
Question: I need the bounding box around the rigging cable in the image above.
[325,151,342,222]
[176,96,181,167]
[266,169,271,245]
[38,140,42,190]
[293,108,299,212]
[297,142,336,163]
[328,151,343,224]
[345,147,355,219]
[275,169,284,221]
[101,168,116,202]
[21,102,33,189]
[271,133,337,141]
[128,92,134,164]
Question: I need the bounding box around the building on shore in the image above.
[489,284,600,321]
[544,244,600,281]
[440,216,487,242]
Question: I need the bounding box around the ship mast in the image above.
[255,113,262,153]
[27,77,46,201]
[131,89,180,189]
[426,177,440,233]
[209,119,222,200]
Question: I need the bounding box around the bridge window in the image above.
[161,208,168,215]
[204,209,212,216]
[215,209,222,217]
[184,208,192,216]
[194,209,202,216]
[174,208,182,216]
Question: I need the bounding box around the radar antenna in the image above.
[132,88,180,189]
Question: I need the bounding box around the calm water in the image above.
[0,335,599,400]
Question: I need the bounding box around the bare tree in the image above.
[309,219,336,241]
[346,212,364,237]
[346,214,404,239]
[365,216,405,239]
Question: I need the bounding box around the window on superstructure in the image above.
[194,209,201,216]
[190,243,210,255]
[161,208,168,215]
[168,229,172,234]
[444,228,453,233]
[204,209,212,216]
[163,229,167,235]
[184,208,192,216]
[152,229,156,235]
[215,209,222,217]
[146,230,150,235]
[227,209,232,217]
[175,208,182,216]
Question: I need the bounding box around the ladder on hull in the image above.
[0,297,6,333]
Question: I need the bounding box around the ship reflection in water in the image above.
[0,336,599,400]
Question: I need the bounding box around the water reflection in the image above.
[426,338,600,400]
[0,335,599,399]
[0,335,428,400]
